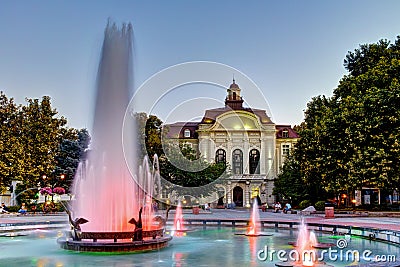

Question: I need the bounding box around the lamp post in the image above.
[41,173,66,203]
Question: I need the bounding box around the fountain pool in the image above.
[1,227,399,267]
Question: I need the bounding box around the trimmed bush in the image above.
[314,201,326,211]
[6,205,19,212]
[299,200,311,210]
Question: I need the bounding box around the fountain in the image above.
[174,201,185,232]
[234,198,271,237]
[278,219,335,267]
[246,199,261,236]
[57,21,171,252]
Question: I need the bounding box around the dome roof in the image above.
[229,79,240,89]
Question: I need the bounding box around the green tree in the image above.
[293,37,400,201]
[145,115,164,158]
[15,96,68,200]
[133,112,229,197]
[54,128,90,192]
[335,37,400,191]
[273,155,306,205]
[159,143,227,187]
[0,92,21,193]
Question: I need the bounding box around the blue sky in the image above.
[1,1,400,130]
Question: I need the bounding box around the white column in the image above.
[245,181,251,208]
[266,135,275,178]
[227,138,232,166]
[243,134,249,174]
[227,182,232,204]
[260,135,266,174]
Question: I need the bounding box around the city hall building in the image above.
[166,80,299,207]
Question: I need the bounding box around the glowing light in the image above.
[173,201,185,235]
[246,199,260,235]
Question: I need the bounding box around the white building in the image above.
[166,80,299,207]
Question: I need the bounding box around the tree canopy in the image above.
[134,112,229,197]
[277,36,400,203]
[0,92,89,200]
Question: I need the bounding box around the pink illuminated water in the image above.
[71,22,158,232]
[296,219,317,266]
[246,199,261,235]
[174,201,184,231]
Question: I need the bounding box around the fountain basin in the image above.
[234,232,273,237]
[275,262,333,267]
[57,229,172,252]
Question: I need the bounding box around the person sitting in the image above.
[204,203,211,211]
[1,203,9,213]
[42,202,51,214]
[274,202,281,213]
[283,203,292,214]
[261,203,268,212]
[18,203,27,215]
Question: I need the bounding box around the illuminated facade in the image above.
[166,80,299,207]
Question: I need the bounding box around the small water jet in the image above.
[279,219,334,267]
[246,199,261,236]
[169,200,193,237]
[57,21,171,252]
[235,199,272,237]
[174,201,184,232]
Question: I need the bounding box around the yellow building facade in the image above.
[166,80,299,207]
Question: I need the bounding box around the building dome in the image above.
[229,80,239,89]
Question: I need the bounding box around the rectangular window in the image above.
[282,130,289,138]
[282,144,290,156]
[184,129,191,137]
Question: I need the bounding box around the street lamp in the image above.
[41,173,66,203]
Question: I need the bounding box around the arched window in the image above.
[232,149,243,174]
[184,129,191,138]
[249,149,260,174]
[215,149,226,165]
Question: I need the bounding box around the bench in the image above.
[78,229,164,242]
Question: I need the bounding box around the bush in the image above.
[299,200,311,210]
[6,205,19,212]
[314,201,326,211]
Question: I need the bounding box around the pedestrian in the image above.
[274,202,281,213]
[1,203,8,213]
[18,203,27,215]
[283,203,292,214]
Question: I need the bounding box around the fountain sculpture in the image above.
[57,21,171,252]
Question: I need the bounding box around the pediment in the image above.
[213,111,261,131]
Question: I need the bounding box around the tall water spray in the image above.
[71,22,155,232]
[246,198,261,235]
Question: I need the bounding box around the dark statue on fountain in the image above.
[58,203,172,252]
[66,209,89,241]
[152,206,170,229]
[129,207,143,241]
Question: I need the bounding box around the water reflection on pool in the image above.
[0,227,399,267]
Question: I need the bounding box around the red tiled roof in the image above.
[276,125,299,138]
[164,122,199,139]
